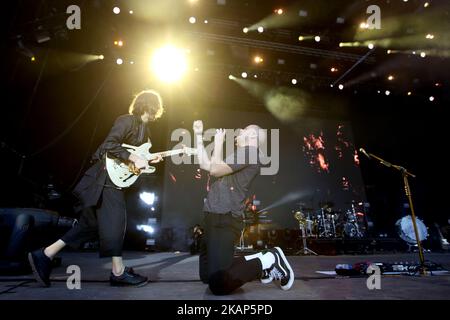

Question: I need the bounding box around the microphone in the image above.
[359,148,371,159]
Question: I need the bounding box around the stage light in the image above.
[151,45,188,83]
[31,56,36,62]
[254,74,258,78]
[275,8,283,15]
[407,91,412,96]
[291,79,297,85]
[388,75,394,81]
[117,40,123,47]
[314,36,321,42]
[136,224,154,234]
[228,75,235,80]
[140,192,155,205]
[257,26,264,33]
[426,34,434,39]
[331,67,338,72]
[298,36,304,41]
[243,27,249,33]
[424,2,430,8]
[429,96,435,101]
[189,16,196,24]
[254,56,263,64]
[420,52,426,58]
[387,49,392,54]
[129,10,134,14]
[116,58,123,65]
[204,20,208,24]
[368,43,374,49]
[435,82,441,87]
[330,84,334,88]
[130,61,134,65]
[360,22,368,29]
[338,84,344,90]
[98,55,104,60]
[385,90,390,96]
[113,7,120,14]
[241,72,248,78]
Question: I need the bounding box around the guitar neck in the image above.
[153,149,185,158]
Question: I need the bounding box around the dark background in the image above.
[1,0,449,247]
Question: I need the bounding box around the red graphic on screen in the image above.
[303,132,329,173]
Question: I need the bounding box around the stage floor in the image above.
[1,251,450,300]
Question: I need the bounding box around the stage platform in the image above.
[1,251,450,300]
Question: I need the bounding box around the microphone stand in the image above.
[365,151,427,275]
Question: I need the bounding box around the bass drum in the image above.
[395,215,428,244]
[343,223,357,238]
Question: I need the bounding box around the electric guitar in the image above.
[105,142,197,188]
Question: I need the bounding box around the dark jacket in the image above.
[73,115,151,210]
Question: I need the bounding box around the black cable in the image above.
[28,66,113,158]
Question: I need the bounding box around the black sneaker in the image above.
[110,267,148,287]
[28,249,52,287]
[260,268,273,284]
[266,247,294,290]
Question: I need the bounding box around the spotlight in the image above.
[117,40,123,47]
[228,75,235,80]
[420,52,426,58]
[435,82,441,87]
[429,96,435,101]
[243,27,249,33]
[388,75,394,81]
[254,56,263,64]
[385,90,390,96]
[140,192,155,205]
[275,8,283,15]
[330,84,334,88]
[136,224,154,234]
[113,7,120,14]
[291,79,297,85]
[338,84,344,90]
[425,34,434,39]
[116,58,123,65]
[31,56,36,62]
[254,74,258,78]
[98,55,104,60]
[424,2,430,8]
[189,16,196,24]
[387,49,392,54]
[204,20,208,24]
[151,45,188,83]
[241,72,248,78]
[298,36,304,41]
[257,26,264,33]
[360,22,368,29]
[314,36,321,42]
[368,43,374,49]
[129,10,134,14]
[331,67,338,72]
[130,61,134,65]
[407,91,412,96]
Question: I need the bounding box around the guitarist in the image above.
[28,90,164,287]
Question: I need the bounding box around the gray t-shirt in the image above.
[203,146,261,216]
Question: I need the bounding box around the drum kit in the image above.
[293,200,366,239]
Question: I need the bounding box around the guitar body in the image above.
[106,142,196,188]
[105,155,155,188]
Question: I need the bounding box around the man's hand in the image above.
[149,154,164,164]
[193,120,203,135]
[129,154,148,169]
